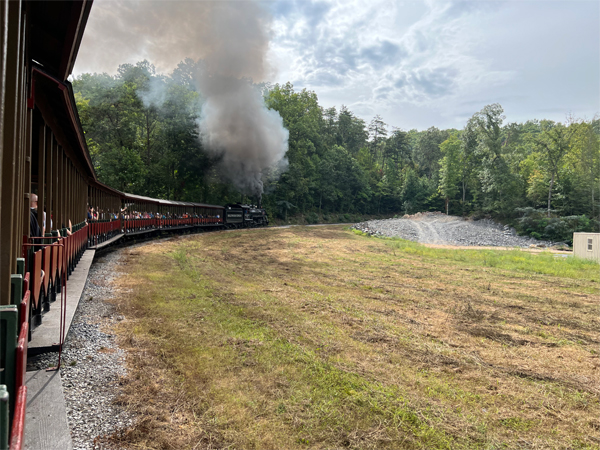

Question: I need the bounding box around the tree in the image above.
[438,135,461,215]
[73,61,211,200]
[337,106,368,155]
[276,200,296,222]
[386,128,412,171]
[413,126,448,179]
[265,83,323,212]
[368,115,388,164]
[471,104,512,214]
[534,123,572,217]
[567,120,600,223]
[402,168,427,214]
[321,106,338,148]
[459,119,479,207]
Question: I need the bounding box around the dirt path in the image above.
[413,219,445,244]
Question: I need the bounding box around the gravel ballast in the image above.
[28,249,133,450]
[353,212,555,248]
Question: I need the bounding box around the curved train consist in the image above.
[0,1,267,448]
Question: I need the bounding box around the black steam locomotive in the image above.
[224,204,269,228]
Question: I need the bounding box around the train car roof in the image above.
[122,193,160,204]
[162,200,224,209]
[90,179,124,197]
[27,0,94,82]
[32,66,96,179]
[28,1,97,181]
[122,193,223,209]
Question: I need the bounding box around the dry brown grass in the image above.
[102,227,599,449]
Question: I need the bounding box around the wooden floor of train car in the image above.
[25,249,95,450]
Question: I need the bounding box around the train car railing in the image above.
[0,255,32,450]
[88,219,121,247]
[85,215,226,244]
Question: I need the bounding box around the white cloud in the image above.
[75,0,600,130]
[268,0,598,129]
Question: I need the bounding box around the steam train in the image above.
[0,1,266,448]
[224,203,269,228]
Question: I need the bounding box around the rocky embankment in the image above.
[353,212,556,248]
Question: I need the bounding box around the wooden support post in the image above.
[37,124,45,235]
[0,0,22,304]
[62,151,67,229]
[52,140,59,233]
[22,109,32,246]
[14,15,26,266]
[46,132,52,232]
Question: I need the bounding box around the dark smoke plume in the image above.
[77,0,288,196]
[194,2,288,196]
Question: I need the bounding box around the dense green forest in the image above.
[73,60,599,243]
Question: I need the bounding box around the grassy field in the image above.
[106,226,599,449]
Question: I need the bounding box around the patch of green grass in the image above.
[380,237,599,281]
[499,416,535,431]
[128,251,465,448]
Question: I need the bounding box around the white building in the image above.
[573,233,600,262]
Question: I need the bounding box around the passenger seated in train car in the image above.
[41,207,47,235]
[59,220,73,237]
[30,194,42,239]
[51,211,64,236]
[55,219,74,238]
[42,207,59,236]
[87,205,93,221]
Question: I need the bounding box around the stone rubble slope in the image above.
[353,212,555,248]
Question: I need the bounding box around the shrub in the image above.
[306,212,319,224]
[514,208,595,244]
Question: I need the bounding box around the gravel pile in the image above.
[28,249,133,450]
[353,213,555,248]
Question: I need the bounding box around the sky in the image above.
[74,0,599,131]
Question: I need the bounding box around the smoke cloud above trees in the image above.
[192,2,288,197]
[80,0,288,197]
